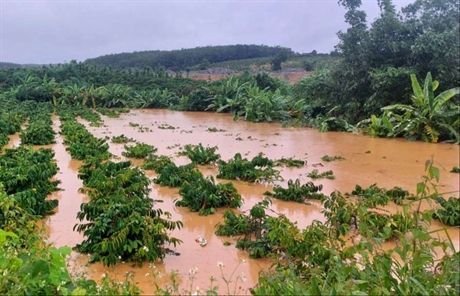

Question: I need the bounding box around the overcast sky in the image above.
[1,0,413,64]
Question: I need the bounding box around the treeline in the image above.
[85,44,294,71]
[298,0,459,122]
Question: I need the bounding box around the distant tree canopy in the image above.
[85,45,294,71]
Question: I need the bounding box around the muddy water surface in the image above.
[48,109,459,295]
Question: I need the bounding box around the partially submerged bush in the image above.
[275,157,305,168]
[122,143,157,159]
[180,143,220,164]
[143,155,174,171]
[350,184,410,206]
[321,154,345,162]
[20,107,55,145]
[60,118,110,161]
[154,162,202,187]
[433,196,460,226]
[264,179,325,203]
[217,153,281,182]
[0,147,59,216]
[75,161,182,266]
[176,176,242,215]
[307,169,335,180]
[451,166,460,173]
[216,199,301,258]
[111,134,135,144]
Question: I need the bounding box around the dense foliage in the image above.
[75,161,182,265]
[180,143,220,165]
[294,0,460,126]
[0,147,59,216]
[122,143,157,159]
[19,103,55,145]
[264,179,325,203]
[59,111,182,266]
[253,161,459,295]
[360,73,460,142]
[217,153,281,183]
[0,189,140,295]
[176,176,242,215]
[433,196,460,226]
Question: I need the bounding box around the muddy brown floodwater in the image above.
[44,109,460,295]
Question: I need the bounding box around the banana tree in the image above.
[382,72,459,142]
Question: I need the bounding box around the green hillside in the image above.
[84,44,294,70]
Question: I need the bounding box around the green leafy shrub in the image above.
[351,184,410,207]
[217,153,280,182]
[176,176,242,215]
[75,161,182,266]
[216,199,301,258]
[254,162,459,295]
[0,147,59,216]
[275,157,305,168]
[60,117,110,161]
[181,143,220,164]
[122,143,157,159]
[154,162,202,187]
[20,107,55,145]
[264,179,325,203]
[433,196,460,226]
[307,169,335,180]
[215,210,251,236]
[0,112,24,149]
[0,190,140,295]
[143,155,174,171]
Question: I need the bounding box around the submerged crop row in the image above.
[59,109,182,266]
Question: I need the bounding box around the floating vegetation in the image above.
[321,154,345,162]
[275,157,305,168]
[264,179,325,203]
[207,127,226,132]
[433,196,460,226]
[180,143,220,164]
[307,169,335,180]
[158,123,175,130]
[176,176,242,215]
[122,143,157,159]
[450,166,460,173]
[111,134,135,144]
[217,153,281,183]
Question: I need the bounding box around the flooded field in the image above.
[43,109,459,294]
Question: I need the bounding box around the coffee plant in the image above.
[217,153,281,182]
[264,179,325,203]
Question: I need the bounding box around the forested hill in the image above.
[84,45,294,70]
